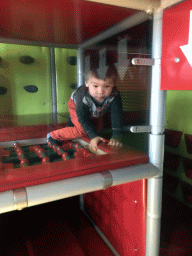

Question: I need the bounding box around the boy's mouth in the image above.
[96,96,104,101]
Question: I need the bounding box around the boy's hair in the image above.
[84,65,118,83]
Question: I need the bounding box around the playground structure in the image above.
[0,0,191,255]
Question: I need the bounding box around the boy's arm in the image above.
[76,100,99,140]
[76,101,108,151]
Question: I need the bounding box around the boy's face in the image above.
[85,76,115,102]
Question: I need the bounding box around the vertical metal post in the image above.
[77,47,84,87]
[50,47,58,123]
[146,8,166,256]
[77,46,84,210]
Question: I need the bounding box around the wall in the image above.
[164,90,192,209]
[0,44,77,126]
[55,48,77,115]
[0,44,52,117]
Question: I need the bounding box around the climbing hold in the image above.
[67,56,77,65]
[24,85,38,93]
[19,56,34,64]
[70,83,77,89]
[0,86,7,95]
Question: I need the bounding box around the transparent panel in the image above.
[84,20,152,153]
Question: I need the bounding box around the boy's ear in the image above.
[85,82,89,87]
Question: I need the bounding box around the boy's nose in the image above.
[98,87,104,94]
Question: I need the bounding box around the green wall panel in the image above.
[165,90,192,209]
[0,43,52,117]
[165,90,192,135]
[55,48,77,115]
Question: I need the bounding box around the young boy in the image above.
[47,66,124,151]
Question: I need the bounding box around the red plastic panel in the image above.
[10,218,115,256]
[185,134,192,154]
[0,146,148,192]
[0,124,148,192]
[183,158,192,180]
[76,226,114,256]
[165,223,192,256]
[18,223,85,256]
[165,129,182,148]
[182,182,192,205]
[0,0,137,46]
[84,179,147,255]
[163,172,179,194]
[0,123,66,142]
[164,151,181,172]
[161,0,192,90]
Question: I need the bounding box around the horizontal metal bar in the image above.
[0,37,77,49]
[0,138,47,148]
[161,0,184,10]
[110,163,159,186]
[86,0,160,12]
[0,163,159,214]
[132,58,155,66]
[130,125,152,133]
[80,11,150,48]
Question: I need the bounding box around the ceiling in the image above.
[0,0,139,47]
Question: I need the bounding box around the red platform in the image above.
[0,124,149,193]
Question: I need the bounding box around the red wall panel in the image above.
[0,0,137,45]
[84,179,147,255]
[161,0,192,90]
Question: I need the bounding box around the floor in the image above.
[0,193,192,255]
[160,193,192,256]
[0,196,114,256]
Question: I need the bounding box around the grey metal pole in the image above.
[85,0,160,13]
[50,47,58,124]
[77,47,84,87]
[77,46,84,209]
[146,8,166,256]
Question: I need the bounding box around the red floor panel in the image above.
[8,218,114,256]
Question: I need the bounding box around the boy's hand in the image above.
[90,136,106,151]
[108,138,122,147]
